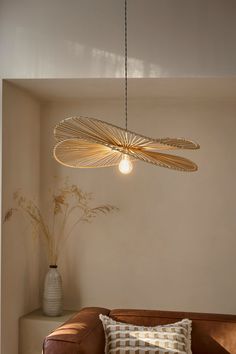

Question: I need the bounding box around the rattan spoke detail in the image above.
[53,116,199,172]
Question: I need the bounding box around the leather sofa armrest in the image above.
[43,307,110,354]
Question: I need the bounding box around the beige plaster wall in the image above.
[1,0,236,79]
[2,82,41,354]
[41,98,236,315]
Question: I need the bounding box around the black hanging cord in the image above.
[125,0,128,130]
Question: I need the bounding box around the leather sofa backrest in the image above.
[110,309,236,354]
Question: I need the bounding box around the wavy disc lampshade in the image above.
[54,116,200,172]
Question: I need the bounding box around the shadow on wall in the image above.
[65,41,165,78]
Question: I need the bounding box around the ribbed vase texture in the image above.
[43,266,63,316]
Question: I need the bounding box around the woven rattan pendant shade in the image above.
[54,116,199,172]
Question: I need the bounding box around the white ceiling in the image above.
[7,78,236,102]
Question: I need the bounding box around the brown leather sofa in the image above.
[43,307,236,354]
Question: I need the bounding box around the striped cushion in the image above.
[99,314,192,354]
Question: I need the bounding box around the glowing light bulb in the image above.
[118,154,133,174]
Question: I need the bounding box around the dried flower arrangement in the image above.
[4,179,118,265]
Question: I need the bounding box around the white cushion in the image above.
[100,314,192,354]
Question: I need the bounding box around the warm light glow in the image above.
[118,154,133,174]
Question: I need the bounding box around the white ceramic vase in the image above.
[43,265,63,316]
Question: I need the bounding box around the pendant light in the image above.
[53,0,199,173]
